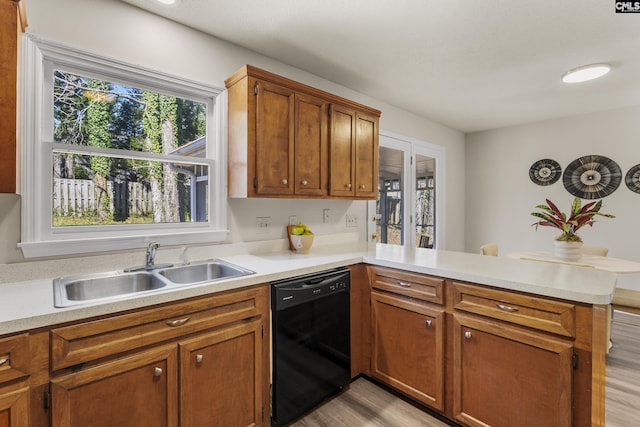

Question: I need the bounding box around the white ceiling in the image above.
[120,0,640,133]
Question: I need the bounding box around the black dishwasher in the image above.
[271,267,351,426]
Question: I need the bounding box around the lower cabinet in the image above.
[0,388,29,427]
[0,333,30,427]
[365,266,600,427]
[370,291,444,410]
[51,345,179,426]
[48,285,269,427]
[179,319,264,427]
[452,314,573,427]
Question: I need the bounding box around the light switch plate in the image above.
[256,217,271,234]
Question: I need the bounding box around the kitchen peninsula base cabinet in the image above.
[0,285,270,426]
[225,65,380,200]
[369,268,445,410]
[365,266,608,427]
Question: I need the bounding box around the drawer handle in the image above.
[425,320,432,327]
[496,303,519,313]
[397,281,411,288]
[154,367,163,377]
[196,354,204,363]
[166,317,190,327]
[0,357,8,366]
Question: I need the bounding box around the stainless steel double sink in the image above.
[53,260,255,308]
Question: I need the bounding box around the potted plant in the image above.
[531,197,615,261]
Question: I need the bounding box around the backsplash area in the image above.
[0,232,360,285]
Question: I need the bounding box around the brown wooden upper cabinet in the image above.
[225,65,380,199]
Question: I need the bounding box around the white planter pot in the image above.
[553,240,583,262]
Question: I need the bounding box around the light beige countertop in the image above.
[0,242,618,335]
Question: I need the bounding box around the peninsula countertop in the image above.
[0,243,618,335]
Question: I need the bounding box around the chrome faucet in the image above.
[124,241,173,272]
[146,242,160,269]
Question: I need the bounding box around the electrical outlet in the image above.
[256,217,271,234]
[289,215,298,225]
[346,214,358,227]
[323,209,330,224]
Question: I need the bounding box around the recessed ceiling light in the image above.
[562,63,611,84]
[155,0,176,5]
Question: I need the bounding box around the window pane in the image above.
[53,70,207,154]
[415,154,435,248]
[376,146,404,245]
[52,152,209,226]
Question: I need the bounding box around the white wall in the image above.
[0,0,465,270]
[465,105,640,261]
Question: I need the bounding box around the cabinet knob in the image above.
[360,184,366,190]
[196,354,204,363]
[346,183,352,189]
[282,179,288,185]
[464,331,472,340]
[301,180,308,186]
[371,233,378,240]
[425,320,432,327]
[154,367,163,377]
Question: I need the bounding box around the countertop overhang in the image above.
[0,243,618,335]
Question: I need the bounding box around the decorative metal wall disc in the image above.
[562,155,621,199]
[625,164,640,194]
[529,159,562,186]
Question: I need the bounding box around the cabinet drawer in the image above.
[370,267,443,304]
[51,286,268,371]
[451,281,576,338]
[0,334,29,384]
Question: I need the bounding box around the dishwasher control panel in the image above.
[271,268,350,310]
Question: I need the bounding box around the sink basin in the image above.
[54,271,168,307]
[53,260,254,308]
[157,260,254,285]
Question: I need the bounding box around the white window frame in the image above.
[367,129,446,249]
[19,35,228,258]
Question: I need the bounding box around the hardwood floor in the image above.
[291,310,640,427]
[290,378,451,427]
[606,310,640,427]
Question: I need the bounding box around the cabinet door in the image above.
[255,80,295,195]
[294,93,327,196]
[371,291,444,410]
[354,113,378,198]
[329,104,356,197]
[453,314,573,427]
[0,388,28,427]
[51,345,178,427]
[179,319,264,427]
